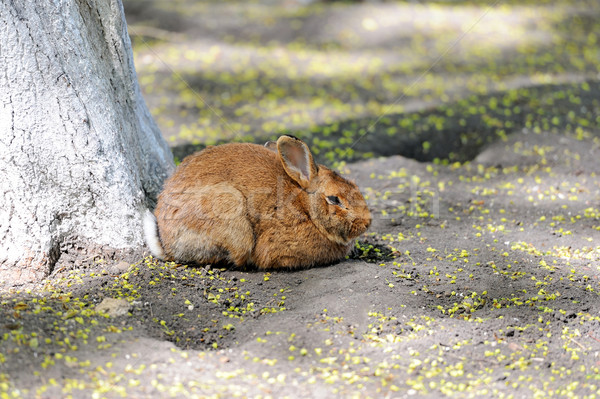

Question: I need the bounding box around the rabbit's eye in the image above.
[326,195,342,207]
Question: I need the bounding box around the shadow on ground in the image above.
[171,78,600,165]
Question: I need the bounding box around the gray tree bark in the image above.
[0,0,174,286]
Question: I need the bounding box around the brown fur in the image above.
[150,136,371,269]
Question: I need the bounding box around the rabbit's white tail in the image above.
[143,209,165,260]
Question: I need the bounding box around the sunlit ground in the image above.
[127,0,599,164]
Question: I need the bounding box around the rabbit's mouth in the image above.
[324,215,371,245]
[349,215,372,239]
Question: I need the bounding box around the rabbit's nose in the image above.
[362,207,372,228]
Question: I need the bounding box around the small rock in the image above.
[114,261,130,273]
[96,298,130,317]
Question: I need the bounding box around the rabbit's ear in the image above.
[277,135,318,189]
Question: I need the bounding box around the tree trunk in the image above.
[0,0,174,287]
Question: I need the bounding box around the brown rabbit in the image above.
[143,135,371,269]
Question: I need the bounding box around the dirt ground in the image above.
[2,132,600,398]
[2,1,600,398]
